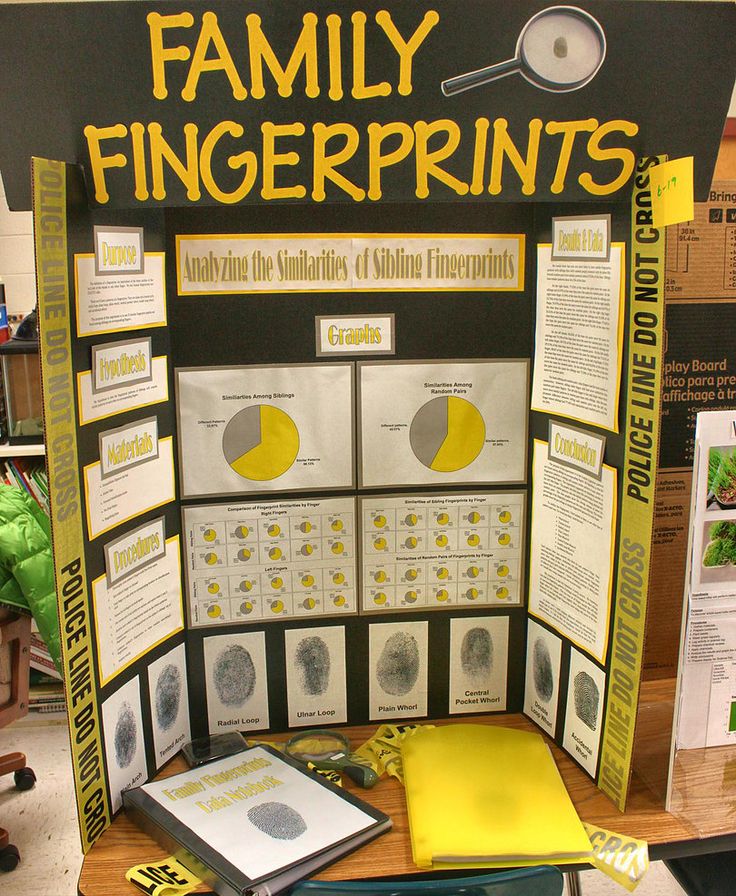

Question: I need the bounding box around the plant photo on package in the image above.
[707,447,736,509]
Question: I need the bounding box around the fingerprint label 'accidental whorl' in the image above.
[573,670,599,730]
[295,636,330,696]
[155,664,182,731]
[532,638,554,703]
[460,627,493,684]
[213,644,256,707]
[247,802,307,840]
[114,701,138,769]
[376,631,420,696]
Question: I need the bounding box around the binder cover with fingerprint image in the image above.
[123,744,391,896]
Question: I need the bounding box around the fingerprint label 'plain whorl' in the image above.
[532,638,554,703]
[295,636,330,696]
[460,627,493,683]
[114,701,138,769]
[573,670,599,730]
[155,664,182,731]
[213,644,256,707]
[247,802,307,840]
[376,631,420,696]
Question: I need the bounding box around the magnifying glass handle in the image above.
[342,762,379,789]
[441,57,520,96]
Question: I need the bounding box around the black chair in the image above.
[0,608,37,872]
[290,867,565,896]
[664,854,736,896]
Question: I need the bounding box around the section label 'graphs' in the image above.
[177,364,354,497]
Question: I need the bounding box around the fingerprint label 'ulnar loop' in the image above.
[376,631,420,696]
[247,802,307,840]
[214,644,256,707]
[295,635,331,696]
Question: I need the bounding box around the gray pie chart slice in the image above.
[222,406,262,465]
[410,397,449,468]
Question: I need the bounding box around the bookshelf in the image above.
[0,437,60,716]
[0,442,44,457]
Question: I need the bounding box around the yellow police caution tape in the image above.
[125,858,202,896]
[355,723,432,783]
[583,822,649,891]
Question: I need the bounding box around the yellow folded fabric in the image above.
[402,724,592,869]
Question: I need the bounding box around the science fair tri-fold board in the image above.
[4,0,735,850]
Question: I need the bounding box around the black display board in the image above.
[11,0,736,856]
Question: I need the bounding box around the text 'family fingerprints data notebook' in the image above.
[401,724,592,869]
[123,745,391,896]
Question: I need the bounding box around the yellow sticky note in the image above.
[649,157,694,227]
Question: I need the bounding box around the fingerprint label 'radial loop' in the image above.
[573,670,599,730]
[114,701,138,769]
[247,802,307,840]
[155,664,182,731]
[213,644,256,707]
[295,636,331,696]
[460,627,493,685]
[532,638,554,703]
[376,631,420,696]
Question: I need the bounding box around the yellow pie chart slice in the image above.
[431,397,485,472]
[224,405,299,481]
[411,396,485,473]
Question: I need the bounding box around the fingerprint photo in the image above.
[155,663,182,731]
[460,627,493,684]
[376,631,420,696]
[213,644,256,706]
[573,670,599,730]
[247,802,307,840]
[114,701,138,769]
[532,638,554,703]
[294,636,330,696]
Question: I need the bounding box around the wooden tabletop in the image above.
[77,678,736,896]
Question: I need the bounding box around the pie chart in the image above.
[222,405,299,481]
[410,396,485,472]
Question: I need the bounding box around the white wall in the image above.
[0,175,36,321]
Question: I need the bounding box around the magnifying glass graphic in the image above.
[441,6,606,96]
[285,729,379,789]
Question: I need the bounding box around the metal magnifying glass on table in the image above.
[285,729,379,789]
[441,5,606,96]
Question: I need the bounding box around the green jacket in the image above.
[0,485,61,673]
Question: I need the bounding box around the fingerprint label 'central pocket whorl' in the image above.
[573,670,599,730]
[155,664,182,731]
[247,802,307,840]
[295,636,330,696]
[213,644,256,707]
[460,627,493,684]
[532,638,554,703]
[376,631,420,696]
[114,701,138,769]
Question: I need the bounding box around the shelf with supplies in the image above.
[0,442,45,457]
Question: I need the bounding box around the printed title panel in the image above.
[176,234,524,294]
